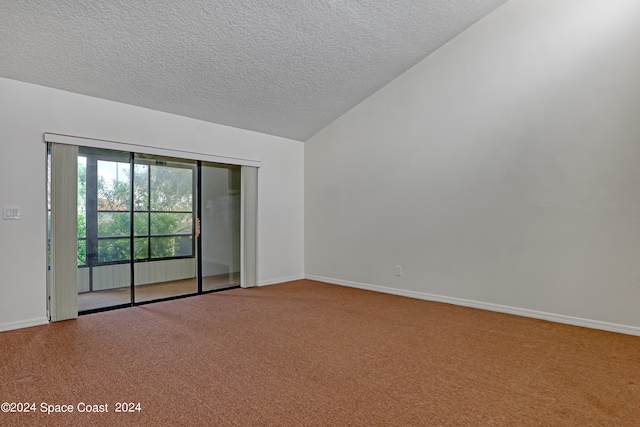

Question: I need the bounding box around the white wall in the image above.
[305,0,640,334]
[0,77,304,331]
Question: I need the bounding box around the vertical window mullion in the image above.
[147,164,151,260]
[196,161,202,294]
[129,152,135,304]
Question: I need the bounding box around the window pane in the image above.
[134,237,149,259]
[98,238,130,263]
[150,213,192,235]
[78,213,87,239]
[150,166,193,212]
[78,239,87,266]
[133,164,149,210]
[174,236,193,256]
[98,212,131,237]
[134,213,149,236]
[150,237,174,258]
[150,236,193,258]
[98,160,130,211]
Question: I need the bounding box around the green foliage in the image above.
[149,166,193,211]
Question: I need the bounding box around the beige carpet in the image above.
[1,280,639,426]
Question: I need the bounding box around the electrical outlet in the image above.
[3,206,20,220]
[395,265,402,276]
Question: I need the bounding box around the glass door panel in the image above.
[77,147,132,312]
[133,154,197,302]
[200,163,241,291]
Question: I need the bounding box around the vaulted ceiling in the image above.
[0,0,508,141]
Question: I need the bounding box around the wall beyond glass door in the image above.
[200,163,241,291]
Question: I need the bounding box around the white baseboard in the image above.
[306,275,640,337]
[0,317,49,333]
[258,274,306,287]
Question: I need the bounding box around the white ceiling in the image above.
[0,0,508,141]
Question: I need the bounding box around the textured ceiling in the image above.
[0,0,508,141]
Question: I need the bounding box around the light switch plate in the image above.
[3,206,20,220]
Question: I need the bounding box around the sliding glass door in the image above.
[47,135,258,320]
[56,145,242,313]
[132,155,197,303]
